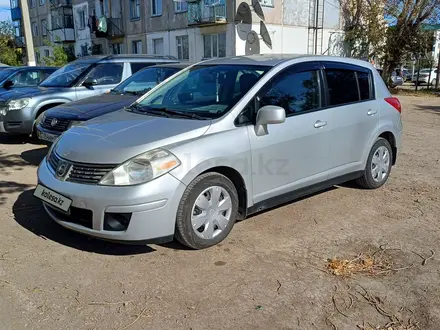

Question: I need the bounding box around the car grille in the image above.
[41,116,71,132]
[48,152,116,185]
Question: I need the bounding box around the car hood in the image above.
[46,93,137,120]
[56,110,212,164]
[0,86,67,101]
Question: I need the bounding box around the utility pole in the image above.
[436,36,440,89]
[19,0,36,66]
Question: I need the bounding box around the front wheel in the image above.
[175,172,239,249]
[356,138,393,189]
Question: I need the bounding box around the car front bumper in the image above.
[0,107,35,134]
[37,157,187,243]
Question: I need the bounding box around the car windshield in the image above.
[0,68,16,83]
[40,63,90,87]
[134,64,270,119]
[112,67,181,95]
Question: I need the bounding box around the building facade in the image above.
[11,0,344,64]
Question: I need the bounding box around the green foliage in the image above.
[0,21,22,66]
[40,40,71,67]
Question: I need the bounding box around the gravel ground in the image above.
[0,95,439,330]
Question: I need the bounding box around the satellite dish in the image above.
[260,21,272,49]
[252,0,265,21]
[234,2,252,25]
[246,31,260,55]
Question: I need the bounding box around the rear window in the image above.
[325,69,359,106]
[131,62,156,74]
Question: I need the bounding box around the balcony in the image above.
[188,0,227,26]
[11,7,22,21]
[51,14,75,42]
[107,18,124,38]
[49,0,72,7]
[14,36,25,48]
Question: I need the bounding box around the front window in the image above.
[130,0,140,19]
[134,65,270,119]
[40,63,90,87]
[30,0,36,8]
[78,9,86,29]
[32,22,38,37]
[203,33,226,58]
[176,35,189,60]
[132,40,142,54]
[44,49,50,57]
[113,67,180,95]
[0,69,16,83]
[111,43,123,54]
[41,19,47,36]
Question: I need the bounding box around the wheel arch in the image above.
[377,131,397,165]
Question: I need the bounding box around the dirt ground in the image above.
[0,96,439,330]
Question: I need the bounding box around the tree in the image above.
[339,0,387,60]
[40,40,72,67]
[382,0,440,81]
[0,21,22,66]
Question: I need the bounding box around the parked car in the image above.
[0,55,178,136]
[36,63,190,143]
[35,55,402,249]
[0,66,57,90]
[391,71,404,87]
[412,68,438,85]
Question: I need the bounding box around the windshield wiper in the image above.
[127,105,207,120]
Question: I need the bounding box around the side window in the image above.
[10,70,42,86]
[357,71,372,100]
[85,63,124,85]
[325,69,359,106]
[259,70,321,116]
[131,62,155,74]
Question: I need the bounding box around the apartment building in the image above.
[11,0,344,64]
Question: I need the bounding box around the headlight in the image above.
[7,98,31,111]
[68,120,82,129]
[47,135,61,156]
[99,148,180,186]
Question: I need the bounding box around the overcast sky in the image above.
[0,0,11,22]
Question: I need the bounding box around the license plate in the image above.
[37,130,58,143]
[34,184,72,212]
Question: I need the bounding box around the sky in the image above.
[0,0,11,22]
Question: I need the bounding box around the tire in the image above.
[30,112,45,142]
[356,138,393,189]
[175,172,239,249]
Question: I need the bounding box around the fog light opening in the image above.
[104,213,132,231]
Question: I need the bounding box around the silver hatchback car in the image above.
[35,55,403,249]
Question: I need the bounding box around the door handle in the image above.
[367,109,377,116]
[314,120,327,128]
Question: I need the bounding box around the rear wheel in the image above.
[175,172,239,249]
[356,138,393,189]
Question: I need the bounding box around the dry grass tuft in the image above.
[326,253,390,277]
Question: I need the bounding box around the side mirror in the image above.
[255,105,286,136]
[3,80,13,89]
[83,78,98,87]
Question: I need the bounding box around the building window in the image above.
[41,19,47,36]
[111,43,124,55]
[259,0,273,6]
[102,0,110,17]
[32,22,38,37]
[78,9,86,29]
[39,0,45,5]
[30,0,36,8]
[203,32,226,58]
[35,52,40,64]
[152,38,164,55]
[132,40,142,54]
[151,0,162,16]
[11,0,19,8]
[175,0,187,12]
[130,0,140,19]
[81,45,88,56]
[176,35,189,60]
[44,49,50,57]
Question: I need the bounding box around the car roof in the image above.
[72,54,178,64]
[150,63,193,69]
[0,66,58,71]
[198,54,376,69]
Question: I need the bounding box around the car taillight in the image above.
[385,97,401,113]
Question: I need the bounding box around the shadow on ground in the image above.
[13,189,156,255]
[0,181,33,206]
[21,146,48,166]
[0,134,43,145]
[415,104,440,115]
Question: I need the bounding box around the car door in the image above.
[321,62,379,178]
[75,62,125,100]
[246,62,332,204]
